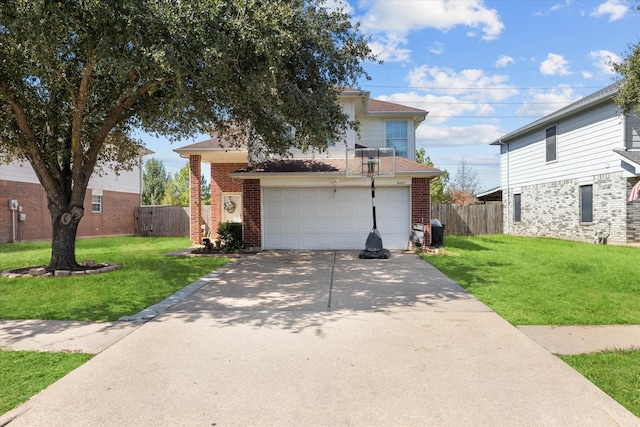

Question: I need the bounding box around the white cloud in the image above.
[516,86,579,117]
[551,0,574,12]
[590,0,629,22]
[589,49,622,74]
[405,65,518,101]
[368,38,411,62]
[356,0,504,62]
[417,124,504,147]
[377,91,496,125]
[540,53,572,76]
[430,42,445,55]
[321,0,354,15]
[533,0,573,16]
[496,55,514,68]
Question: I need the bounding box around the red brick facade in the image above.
[242,179,262,250]
[186,160,433,250]
[411,177,432,245]
[189,155,202,244]
[210,162,247,238]
[0,179,139,243]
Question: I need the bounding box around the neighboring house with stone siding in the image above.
[0,156,147,244]
[175,88,441,250]
[491,83,640,244]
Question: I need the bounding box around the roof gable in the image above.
[492,84,618,145]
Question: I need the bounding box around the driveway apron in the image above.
[2,251,638,426]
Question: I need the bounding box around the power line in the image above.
[361,84,606,91]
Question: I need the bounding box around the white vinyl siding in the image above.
[0,160,142,194]
[500,101,624,190]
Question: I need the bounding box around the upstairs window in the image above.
[386,120,408,158]
[546,126,557,162]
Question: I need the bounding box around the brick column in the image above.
[412,177,431,245]
[189,155,202,244]
[242,179,261,250]
[210,165,221,238]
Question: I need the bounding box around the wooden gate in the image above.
[136,206,190,237]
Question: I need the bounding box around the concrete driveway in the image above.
[2,251,638,426]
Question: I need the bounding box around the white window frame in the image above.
[386,120,408,158]
[91,195,102,213]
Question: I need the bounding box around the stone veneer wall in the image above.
[626,178,640,242]
[505,172,630,244]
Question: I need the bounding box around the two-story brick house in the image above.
[175,88,441,250]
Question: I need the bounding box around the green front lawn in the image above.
[0,237,228,321]
[561,350,640,417]
[422,234,640,326]
[0,350,93,416]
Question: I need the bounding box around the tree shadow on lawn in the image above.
[154,250,490,336]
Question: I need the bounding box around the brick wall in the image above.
[242,179,261,250]
[0,179,138,243]
[505,172,629,244]
[210,162,247,238]
[189,155,202,244]
[411,178,432,245]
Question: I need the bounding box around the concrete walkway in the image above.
[1,251,639,426]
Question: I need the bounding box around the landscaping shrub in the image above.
[218,222,243,251]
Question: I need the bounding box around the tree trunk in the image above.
[48,203,83,271]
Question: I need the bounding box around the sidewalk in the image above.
[1,251,639,426]
[4,317,640,356]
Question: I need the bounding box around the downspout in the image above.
[498,140,510,234]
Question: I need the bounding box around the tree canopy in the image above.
[612,3,640,114]
[416,148,451,204]
[161,162,211,207]
[449,160,480,206]
[142,158,169,205]
[0,0,373,269]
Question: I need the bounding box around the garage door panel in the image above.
[263,187,409,250]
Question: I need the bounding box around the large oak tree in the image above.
[0,0,373,270]
[612,4,640,113]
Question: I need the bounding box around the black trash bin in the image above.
[430,219,445,248]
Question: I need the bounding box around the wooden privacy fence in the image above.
[136,204,502,238]
[430,203,503,236]
[136,205,212,237]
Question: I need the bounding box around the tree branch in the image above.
[0,83,64,199]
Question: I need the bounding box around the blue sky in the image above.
[142,0,640,192]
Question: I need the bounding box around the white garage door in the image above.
[263,187,410,250]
